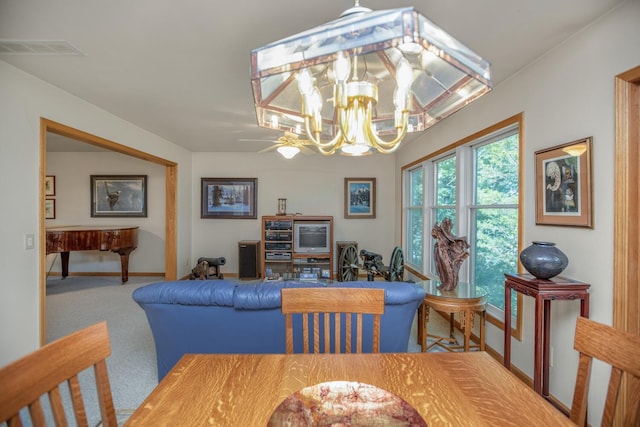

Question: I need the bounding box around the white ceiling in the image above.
[0,0,625,153]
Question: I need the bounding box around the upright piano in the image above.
[46,225,139,283]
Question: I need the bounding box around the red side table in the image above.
[503,273,590,398]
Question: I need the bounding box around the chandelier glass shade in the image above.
[250,3,492,156]
[276,145,301,159]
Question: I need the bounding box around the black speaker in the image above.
[238,241,260,279]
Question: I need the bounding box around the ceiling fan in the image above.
[241,132,315,158]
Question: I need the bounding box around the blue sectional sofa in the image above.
[132,279,425,380]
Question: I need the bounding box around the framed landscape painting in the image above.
[535,137,593,227]
[201,178,257,219]
[91,175,148,217]
[344,178,376,219]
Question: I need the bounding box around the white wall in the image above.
[190,152,396,275]
[46,152,166,274]
[396,0,639,421]
[0,60,193,365]
[2,2,637,422]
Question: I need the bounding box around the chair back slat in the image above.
[94,360,116,423]
[285,314,294,354]
[7,414,24,427]
[68,375,88,426]
[0,322,116,427]
[48,386,68,426]
[570,316,640,426]
[345,314,351,353]
[356,313,363,353]
[28,400,46,426]
[281,287,385,354]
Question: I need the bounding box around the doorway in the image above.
[613,65,640,422]
[39,118,178,344]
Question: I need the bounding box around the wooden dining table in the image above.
[125,352,574,426]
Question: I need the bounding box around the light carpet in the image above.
[46,275,160,426]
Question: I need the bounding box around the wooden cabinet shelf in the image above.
[262,215,333,280]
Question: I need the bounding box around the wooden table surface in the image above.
[125,352,574,426]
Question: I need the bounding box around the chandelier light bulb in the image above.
[333,52,351,82]
[310,88,323,114]
[394,87,407,109]
[395,58,414,89]
[296,69,314,95]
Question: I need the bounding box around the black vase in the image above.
[519,241,568,280]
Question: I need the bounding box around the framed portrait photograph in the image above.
[45,175,56,196]
[535,137,593,228]
[91,175,147,217]
[344,178,376,219]
[45,199,56,219]
[201,178,257,219]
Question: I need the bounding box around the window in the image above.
[471,134,519,313]
[434,155,457,232]
[405,167,423,269]
[402,114,523,327]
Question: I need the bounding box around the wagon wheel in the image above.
[339,244,359,282]
[388,246,405,282]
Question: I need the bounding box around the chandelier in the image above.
[250,2,492,156]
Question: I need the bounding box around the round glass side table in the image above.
[416,280,487,352]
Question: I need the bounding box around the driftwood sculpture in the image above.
[432,218,470,291]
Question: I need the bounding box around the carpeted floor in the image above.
[46,275,160,426]
[45,276,457,426]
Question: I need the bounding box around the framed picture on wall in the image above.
[344,178,376,219]
[201,178,257,219]
[91,175,148,217]
[45,176,56,196]
[45,199,56,219]
[535,137,593,227]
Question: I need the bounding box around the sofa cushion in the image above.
[232,280,425,309]
[132,279,236,307]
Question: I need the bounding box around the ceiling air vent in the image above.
[0,40,86,56]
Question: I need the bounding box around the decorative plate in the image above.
[268,381,427,426]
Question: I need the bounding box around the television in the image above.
[294,221,331,253]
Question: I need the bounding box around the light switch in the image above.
[25,234,34,250]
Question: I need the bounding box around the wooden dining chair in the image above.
[570,316,640,427]
[0,321,117,427]
[281,287,385,354]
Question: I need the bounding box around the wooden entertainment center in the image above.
[262,215,333,280]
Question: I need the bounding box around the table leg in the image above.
[60,251,70,278]
[542,299,551,397]
[449,313,455,340]
[504,285,512,368]
[115,248,134,283]
[423,305,430,352]
[480,310,486,351]
[533,295,544,394]
[463,310,473,352]
[417,303,425,351]
[580,296,590,318]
